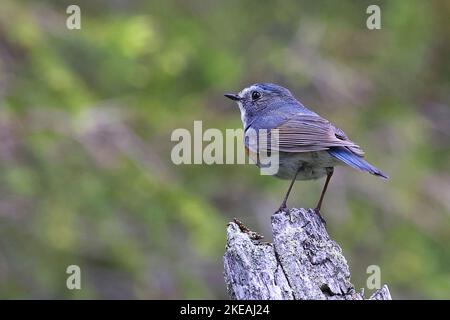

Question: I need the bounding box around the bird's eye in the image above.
[251,91,261,100]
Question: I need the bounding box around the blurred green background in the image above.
[0,0,449,299]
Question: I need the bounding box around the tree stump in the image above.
[223,208,391,300]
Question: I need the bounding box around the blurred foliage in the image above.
[0,0,449,299]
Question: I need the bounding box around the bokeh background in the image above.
[0,0,449,299]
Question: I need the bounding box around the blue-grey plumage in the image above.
[225,83,388,220]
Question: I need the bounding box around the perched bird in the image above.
[225,83,388,223]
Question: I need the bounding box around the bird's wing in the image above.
[267,113,365,156]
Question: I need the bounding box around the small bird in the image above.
[225,83,388,223]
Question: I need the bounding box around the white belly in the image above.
[274,151,339,180]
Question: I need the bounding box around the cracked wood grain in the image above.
[223,208,392,300]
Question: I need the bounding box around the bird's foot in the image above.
[233,218,264,240]
[276,203,288,214]
[313,208,327,225]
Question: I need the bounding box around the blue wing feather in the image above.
[328,147,388,179]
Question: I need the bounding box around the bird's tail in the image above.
[328,147,389,179]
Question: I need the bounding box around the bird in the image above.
[225,83,388,223]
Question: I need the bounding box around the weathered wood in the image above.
[223,208,391,300]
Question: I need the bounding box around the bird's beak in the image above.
[224,93,241,101]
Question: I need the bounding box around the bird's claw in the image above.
[276,203,288,214]
[313,208,327,225]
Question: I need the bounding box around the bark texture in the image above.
[223,208,391,300]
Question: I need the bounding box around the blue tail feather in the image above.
[328,147,388,179]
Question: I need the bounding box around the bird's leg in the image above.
[314,167,334,224]
[277,165,302,213]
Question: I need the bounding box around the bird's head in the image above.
[224,83,295,124]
